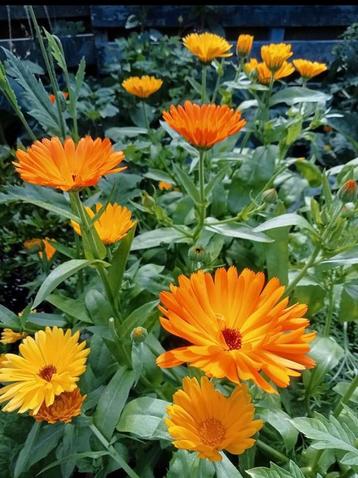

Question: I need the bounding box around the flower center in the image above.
[39,365,57,382]
[198,417,225,447]
[222,327,242,350]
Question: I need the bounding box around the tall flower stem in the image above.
[142,100,150,130]
[193,149,207,241]
[201,64,207,103]
[211,60,223,103]
[256,439,289,463]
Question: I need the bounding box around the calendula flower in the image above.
[261,43,293,71]
[0,329,27,345]
[162,101,246,149]
[183,32,232,63]
[122,76,163,98]
[0,327,89,414]
[24,238,56,261]
[156,267,316,394]
[0,354,8,368]
[256,61,294,84]
[293,59,327,79]
[236,34,254,57]
[31,388,86,424]
[166,376,263,461]
[71,202,135,245]
[159,181,173,191]
[49,91,69,104]
[244,58,259,75]
[14,136,126,192]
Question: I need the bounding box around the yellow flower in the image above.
[71,202,135,245]
[0,327,89,414]
[166,376,263,461]
[122,76,163,98]
[261,43,293,71]
[159,181,173,191]
[236,34,254,57]
[0,329,27,344]
[0,354,8,368]
[248,61,294,85]
[24,238,56,260]
[244,58,259,75]
[293,59,327,79]
[183,32,232,63]
[31,388,86,424]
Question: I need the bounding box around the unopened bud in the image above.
[262,188,278,203]
[310,198,322,225]
[142,191,156,208]
[130,326,148,344]
[341,203,355,218]
[188,245,209,263]
[338,179,358,203]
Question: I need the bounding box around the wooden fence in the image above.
[0,5,357,71]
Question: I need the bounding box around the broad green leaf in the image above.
[270,87,330,106]
[57,424,76,478]
[293,283,325,315]
[38,451,110,476]
[321,247,358,265]
[143,168,174,183]
[46,293,92,324]
[339,281,358,322]
[214,453,243,477]
[117,397,171,440]
[26,312,67,329]
[264,227,289,285]
[167,450,215,478]
[94,366,135,440]
[205,167,229,197]
[0,304,21,329]
[295,158,322,187]
[14,422,41,478]
[254,213,313,233]
[131,228,191,250]
[108,225,136,298]
[32,259,101,308]
[106,126,148,140]
[172,163,200,203]
[247,461,305,478]
[119,300,159,339]
[85,289,113,324]
[258,409,298,451]
[341,451,358,466]
[333,382,358,405]
[205,221,273,243]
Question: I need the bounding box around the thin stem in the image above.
[142,100,149,129]
[211,60,223,103]
[256,439,289,463]
[333,374,358,417]
[1,87,36,140]
[323,275,334,337]
[193,149,207,240]
[201,64,207,103]
[89,424,141,478]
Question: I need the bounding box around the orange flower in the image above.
[159,181,173,191]
[261,43,293,71]
[256,61,294,84]
[49,92,69,104]
[24,238,56,260]
[183,32,232,63]
[162,101,246,149]
[14,136,126,192]
[293,59,327,79]
[166,376,263,461]
[236,34,254,57]
[31,388,86,424]
[122,76,163,98]
[244,58,259,75]
[0,329,27,345]
[156,267,316,394]
[71,202,135,245]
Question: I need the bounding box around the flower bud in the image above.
[338,179,358,203]
[236,34,254,57]
[141,191,156,208]
[188,245,209,263]
[130,327,148,344]
[262,188,278,203]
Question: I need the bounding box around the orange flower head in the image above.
[49,92,69,104]
[244,58,259,75]
[24,238,56,260]
[293,59,327,79]
[0,354,8,368]
[0,329,27,345]
[183,32,232,63]
[256,61,294,84]
[162,101,246,149]
[261,43,293,71]
[236,34,254,57]
[31,388,86,424]
[156,267,317,394]
[159,181,173,191]
[71,202,135,245]
[122,76,163,98]
[14,136,126,192]
[166,376,263,461]
[338,179,358,203]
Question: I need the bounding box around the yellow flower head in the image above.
[0,327,90,414]
[157,267,316,394]
[31,388,86,424]
[122,76,163,98]
[244,58,259,75]
[159,181,173,191]
[24,238,56,261]
[0,354,8,367]
[183,32,232,63]
[0,329,27,345]
[256,61,295,84]
[236,34,254,57]
[261,43,293,71]
[166,376,263,461]
[71,202,135,245]
[293,59,327,79]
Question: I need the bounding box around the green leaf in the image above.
[143,168,174,183]
[292,411,358,455]
[25,312,67,329]
[85,289,113,324]
[258,409,298,451]
[205,167,229,197]
[32,259,101,308]
[172,163,200,203]
[14,422,41,478]
[131,228,191,250]
[214,453,243,477]
[295,159,322,187]
[94,366,135,441]
[254,213,314,233]
[75,57,86,95]
[106,126,148,140]
[264,227,289,285]
[117,397,171,440]
[0,304,21,329]
[293,283,325,315]
[270,87,330,106]
[167,450,215,478]
[46,293,92,324]
[108,224,136,298]
[56,424,76,478]
[339,281,358,321]
[321,247,358,265]
[333,382,358,405]
[205,221,273,243]
[119,300,159,339]
[247,461,305,478]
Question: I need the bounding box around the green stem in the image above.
[323,275,334,337]
[201,64,207,103]
[193,149,207,240]
[90,424,140,478]
[28,6,67,139]
[256,439,289,463]
[1,86,37,140]
[333,374,358,417]
[142,100,149,129]
[211,60,223,103]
